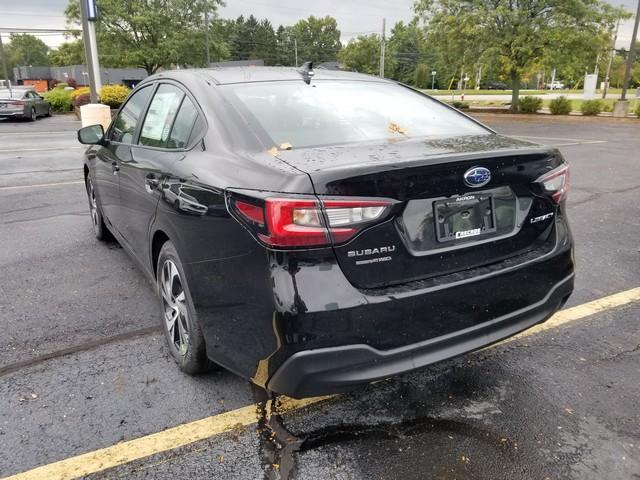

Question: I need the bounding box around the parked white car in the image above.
[547,81,565,90]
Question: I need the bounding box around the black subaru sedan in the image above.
[78,67,574,398]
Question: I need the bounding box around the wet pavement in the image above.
[0,114,639,479]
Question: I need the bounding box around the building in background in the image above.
[12,65,148,91]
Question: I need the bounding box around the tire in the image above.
[45,105,52,117]
[29,107,37,122]
[157,241,210,374]
[85,176,112,241]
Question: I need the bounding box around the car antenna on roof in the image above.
[298,61,314,85]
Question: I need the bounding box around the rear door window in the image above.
[109,85,152,144]
[139,84,185,148]
[166,97,198,149]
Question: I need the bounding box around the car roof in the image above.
[148,66,390,86]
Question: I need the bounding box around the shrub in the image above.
[99,84,131,109]
[635,102,640,118]
[70,87,90,101]
[73,92,91,108]
[70,87,91,108]
[549,96,572,115]
[602,102,613,113]
[518,96,543,113]
[43,88,73,112]
[451,101,469,110]
[581,99,602,116]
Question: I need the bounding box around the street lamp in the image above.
[431,70,437,90]
[621,0,640,102]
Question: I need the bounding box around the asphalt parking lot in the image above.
[0,113,639,480]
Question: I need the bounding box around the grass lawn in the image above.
[423,88,625,96]
[442,97,640,114]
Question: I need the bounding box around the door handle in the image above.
[111,161,120,173]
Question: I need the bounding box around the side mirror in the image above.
[78,124,105,145]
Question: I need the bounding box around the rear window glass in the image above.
[228,81,488,148]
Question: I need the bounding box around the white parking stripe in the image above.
[0,181,84,191]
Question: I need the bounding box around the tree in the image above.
[290,16,341,64]
[251,19,277,65]
[387,20,428,84]
[64,0,224,74]
[415,0,619,111]
[6,34,50,69]
[49,40,85,67]
[274,25,296,66]
[338,34,382,75]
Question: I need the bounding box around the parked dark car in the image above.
[0,86,52,120]
[78,67,574,398]
[485,81,509,90]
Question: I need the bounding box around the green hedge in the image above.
[549,96,572,115]
[519,96,543,113]
[42,88,73,112]
[450,100,469,110]
[635,102,640,118]
[99,84,131,109]
[581,99,602,116]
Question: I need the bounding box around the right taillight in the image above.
[536,164,569,204]
[228,193,394,248]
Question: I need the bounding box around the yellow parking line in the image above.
[508,287,640,341]
[3,287,640,480]
[2,396,332,480]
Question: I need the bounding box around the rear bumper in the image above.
[268,273,573,398]
[0,111,25,117]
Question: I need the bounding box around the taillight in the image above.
[536,164,569,204]
[10,101,24,106]
[228,194,394,248]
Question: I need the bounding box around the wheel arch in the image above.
[151,229,170,279]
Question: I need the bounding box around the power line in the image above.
[0,28,80,33]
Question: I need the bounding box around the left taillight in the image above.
[227,194,394,248]
[536,164,569,204]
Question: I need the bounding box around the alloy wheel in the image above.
[160,260,190,356]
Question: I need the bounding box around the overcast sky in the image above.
[0,0,636,50]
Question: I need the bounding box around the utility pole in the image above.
[379,18,386,78]
[79,0,102,103]
[0,33,11,94]
[603,16,620,99]
[294,38,298,67]
[621,0,640,101]
[204,5,211,66]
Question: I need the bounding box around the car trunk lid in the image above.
[275,134,564,289]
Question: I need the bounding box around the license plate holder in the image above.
[434,194,497,243]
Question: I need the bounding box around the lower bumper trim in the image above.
[267,274,574,398]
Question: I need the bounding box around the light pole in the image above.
[431,70,436,90]
[80,0,102,103]
[0,33,11,96]
[603,16,620,99]
[203,2,211,66]
[379,18,386,78]
[621,0,640,101]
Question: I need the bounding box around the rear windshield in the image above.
[227,81,488,148]
[0,89,26,99]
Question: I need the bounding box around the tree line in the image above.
[2,0,638,111]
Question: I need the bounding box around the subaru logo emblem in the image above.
[463,167,491,188]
